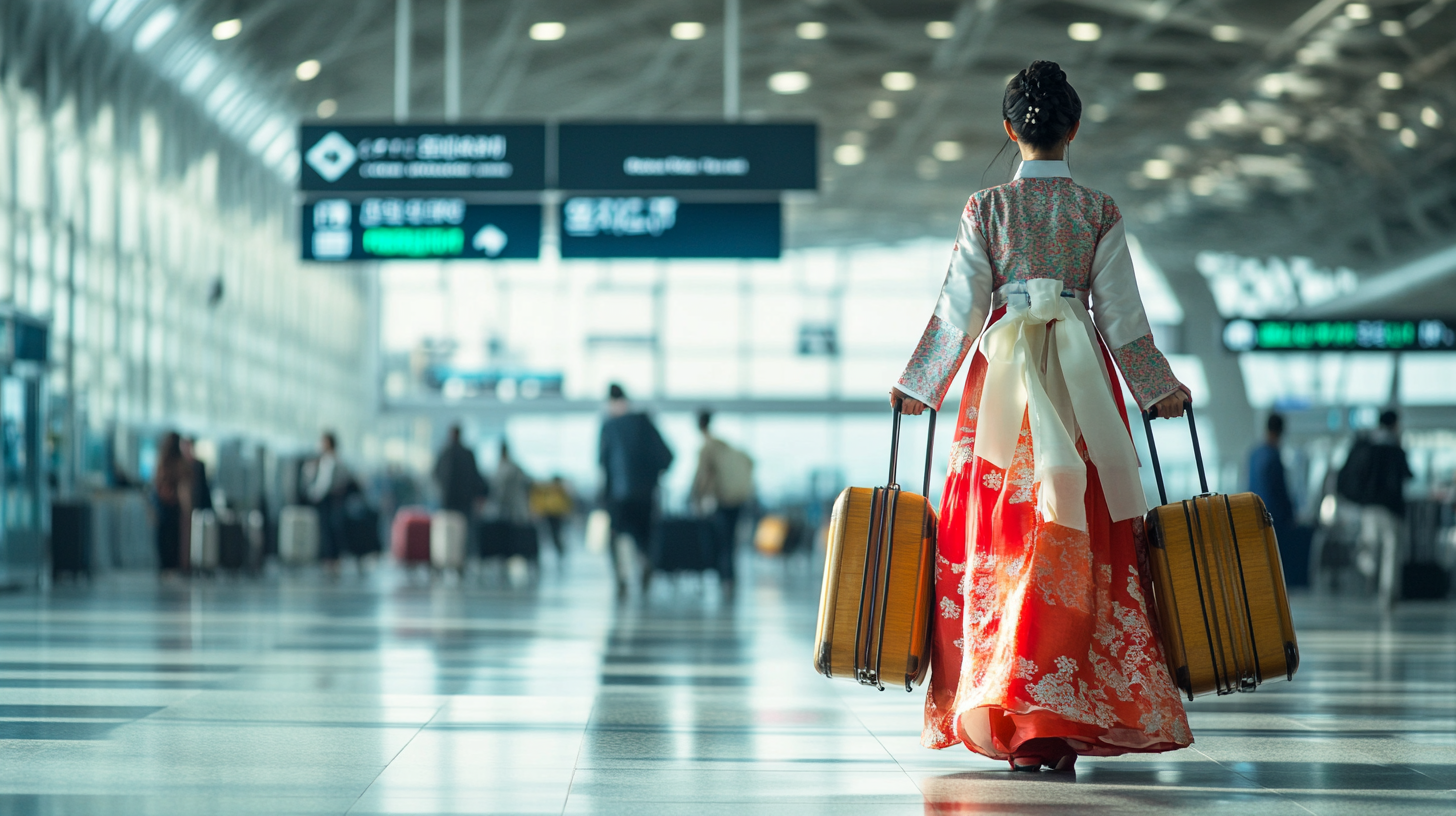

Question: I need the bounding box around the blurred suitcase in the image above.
[51,500,93,580]
[478,519,538,561]
[814,405,937,692]
[344,495,382,556]
[1402,501,1452,599]
[190,509,220,571]
[651,518,714,573]
[279,505,320,565]
[391,508,432,564]
[1140,406,1300,700]
[218,513,249,571]
[431,510,468,569]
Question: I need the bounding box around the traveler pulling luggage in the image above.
[430,510,468,570]
[279,505,320,565]
[391,508,432,564]
[814,403,937,691]
[1140,404,1300,699]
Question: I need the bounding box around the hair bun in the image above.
[1002,60,1082,149]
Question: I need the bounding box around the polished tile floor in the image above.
[0,552,1451,815]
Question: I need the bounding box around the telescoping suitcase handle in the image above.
[888,399,937,497]
[1140,401,1209,506]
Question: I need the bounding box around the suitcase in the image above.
[478,519,539,561]
[814,404,937,692]
[279,505,320,565]
[190,509,220,571]
[392,508,433,564]
[650,517,714,573]
[344,495,382,556]
[51,500,93,580]
[431,510,468,569]
[218,513,249,571]
[1140,405,1300,700]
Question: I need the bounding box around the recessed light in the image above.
[1377,72,1402,90]
[882,71,916,91]
[833,144,865,165]
[1344,3,1371,21]
[1380,20,1404,36]
[1086,103,1109,122]
[296,59,321,81]
[1210,25,1241,42]
[1261,126,1286,145]
[1143,158,1174,180]
[1133,72,1166,91]
[1421,106,1442,128]
[1068,22,1102,42]
[768,71,811,94]
[316,99,338,119]
[925,21,955,39]
[868,100,897,119]
[1378,111,1400,130]
[796,21,827,40]
[529,22,566,41]
[932,140,963,161]
[1399,127,1418,147]
[212,18,242,41]
[671,22,704,40]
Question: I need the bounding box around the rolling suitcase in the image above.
[814,404,937,692]
[218,512,250,572]
[51,500,93,580]
[1141,405,1300,700]
[430,510,468,569]
[392,508,432,564]
[650,517,714,573]
[279,505,320,565]
[190,509,220,572]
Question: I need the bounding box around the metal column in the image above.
[723,0,740,121]
[444,0,461,122]
[395,0,412,123]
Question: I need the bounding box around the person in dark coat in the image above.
[598,384,673,598]
[433,425,488,516]
[181,437,213,513]
[1337,409,1413,606]
[1248,414,1294,537]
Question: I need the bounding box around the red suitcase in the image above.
[391,508,432,564]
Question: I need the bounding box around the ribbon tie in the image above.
[974,278,1147,531]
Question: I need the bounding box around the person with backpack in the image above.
[598,384,674,598]
[691,410,755,600]
[1336,410,1413,607]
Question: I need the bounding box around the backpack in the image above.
[1336,436,1373,505]
[715,445,755,506]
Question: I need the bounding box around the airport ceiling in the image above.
[109,0,1456,272]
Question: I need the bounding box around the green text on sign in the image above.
[363,227,465,258]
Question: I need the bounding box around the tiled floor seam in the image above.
[561,700,597,816]
[340,701,448,816]
[1190,746,1320,815]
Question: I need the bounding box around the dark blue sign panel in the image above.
[557,123,817,190]
[1223,318,1456,352]
[559,198,779,258]
[299,124,546,191]
[302,199,541,261]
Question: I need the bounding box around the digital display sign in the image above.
[299,124,547,191]
[559,198,779,258]
[1223,318,1456,352]
[302,199,541,261]
[557,123,818,191]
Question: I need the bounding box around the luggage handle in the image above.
[1140,401,1209,507]
[888,399,937,497]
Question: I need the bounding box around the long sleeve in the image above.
[1088,216,1185,411]
[896,211,994,410]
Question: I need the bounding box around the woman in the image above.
[891,61,1193,772]
[153,432,190,576]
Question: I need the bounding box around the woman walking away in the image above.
[891,60,1193,772]
[153,432,190,578]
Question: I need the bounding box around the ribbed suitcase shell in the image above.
[1141,407,1300,701]
[814,486,935,691]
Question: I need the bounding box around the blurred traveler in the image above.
[690,410,755,599]
[1337,410,1412,607]
[492,441,533,524]
[181,437,213,513]
[304,431,352,575]
[598,383,673,598]
[153,432,191,577]
[1248,414,1294,539]
[888,61,1193,769]
[433,425,488,516]
[530,476,575,560]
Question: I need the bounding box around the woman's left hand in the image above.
[1149,389,1190,419]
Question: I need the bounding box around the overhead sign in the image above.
[1223,318,1456,352]
[299,124,547,191]
[302,198,541,261]
[559,197,779,258]
[557,123,817,190]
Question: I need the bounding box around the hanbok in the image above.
[896,160,1193,759]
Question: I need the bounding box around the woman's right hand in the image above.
[890,387,928,416]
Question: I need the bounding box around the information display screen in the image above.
[557,123,817,190]
[559,197,779,258]
[1223,318,1456,352]
[299,124,546,191]
[302,199,541,261]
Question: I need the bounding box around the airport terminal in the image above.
[0,0,1452,813]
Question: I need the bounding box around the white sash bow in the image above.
[974,278,1147,530]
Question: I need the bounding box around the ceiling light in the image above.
[1261,126,1286,145]
[671,22,704,40]
[932,140,963,161]
[1399,127,1418,147]
[1143,158,1174,180]
[833,144,865,165]
[1133,72,1166,91]
[868,99,897,119]
[1210,25,1242,42]
[317,99,338,119]
[1377,72,1402,90]
[1068,22,1102,42]
[882,71,916,91]
[296,59,321,81]
[1421,106,1442,128]
[1344,3,1371,21]
[768,71,811,94]
[1086,103,1109,122]
[1187,120,1212,139]
[212,18,241,40]
[529,22,566,41]
[132,5,177,53]
[1127,171,1150,190]
[796,21,827,40]
[1377,111,1400,130]
[1380,20,1404,36]
[916,156,940,180]
[842,130,867,146]
[926,21,955,39]
[1190,174,1217,196]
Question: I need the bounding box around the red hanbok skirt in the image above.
[923,307,1193,759]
